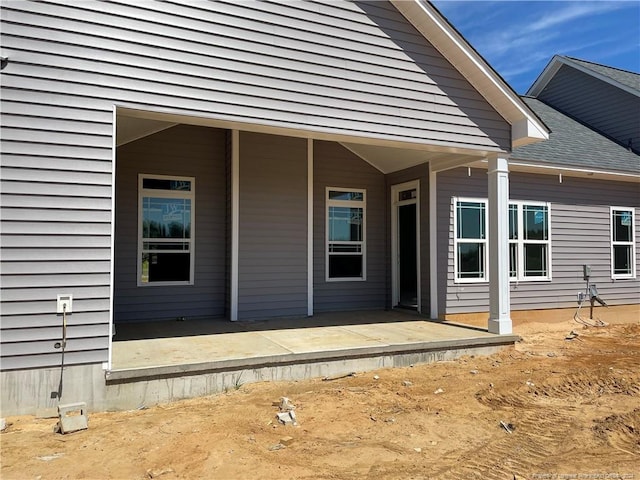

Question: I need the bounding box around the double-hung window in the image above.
[326,188,365,281]
[509,201,551,281]
[454,198,551,282]
[611,207,635,278]
[138,174,195,285]
[454,199,487,281]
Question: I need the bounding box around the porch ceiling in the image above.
[115,111,489,174]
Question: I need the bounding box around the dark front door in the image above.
[398,203,417,309]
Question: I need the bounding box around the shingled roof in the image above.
[512,97,640,175]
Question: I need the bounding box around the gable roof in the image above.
[511,97,640,176]
[528,55,640,97]
[391,0,549,148]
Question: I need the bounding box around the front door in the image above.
[391,181,420,311]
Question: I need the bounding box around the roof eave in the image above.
[391,0,549,149]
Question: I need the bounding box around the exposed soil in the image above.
[2,315,639,480]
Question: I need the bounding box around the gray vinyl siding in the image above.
[437,167,640,315]
[238,132,308,320]
[313,141,386,312]
[537,65,640,152]
[386,164,431,313]
[114,125,227,323]
[0,0,511,371]
[1,0,509,151]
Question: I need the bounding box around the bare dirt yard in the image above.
[2,313,639,480]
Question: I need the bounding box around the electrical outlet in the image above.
[57,294,73,314]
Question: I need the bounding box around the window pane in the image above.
[457,243,485,279]
[328,190,363,201]
[457,202,485,239]
[509,204,518,240]
[524,244,547,277]
[509,243,517,278]
[143,178,191,191]
[613,210,632,242]
[329,254,362,278]
[141,252,190,283]
[328,206,362,242]
[523,205,548,240]
[143,197,191,239]
[613,245,632,275]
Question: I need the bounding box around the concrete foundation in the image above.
[1,343,511,416]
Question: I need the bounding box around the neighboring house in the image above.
[438,56,639,318]
[2,0,591,416]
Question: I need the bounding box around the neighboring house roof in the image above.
[392,0,549,148]
[528,55,640,97]
[511,97,640,176]
[567,57,640,93]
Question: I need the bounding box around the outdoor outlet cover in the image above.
[57,294,73,314]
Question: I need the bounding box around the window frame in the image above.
[453,197,488,283]
[610,206,636,279]
[453,197,552,284]
[325,187,366,282]
[509,200,552,282]
[137,174,196,287]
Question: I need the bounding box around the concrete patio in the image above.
[109,310,519,383]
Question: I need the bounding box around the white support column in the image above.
[307,138,313,317]
[428,163,438,320]
[487,155,512,334]
[230,130,240,321]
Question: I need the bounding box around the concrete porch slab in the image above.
[108,311,519,384]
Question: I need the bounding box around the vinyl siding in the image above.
[437,167,640,315]
[537,65,640,152]
[1,0,509,150]
[313,141,386,312]
[113,124,227,323]
[238,132,308,320]
[0,0,511,371]
[386,164,431,313]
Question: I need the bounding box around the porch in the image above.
[108,310,519,385]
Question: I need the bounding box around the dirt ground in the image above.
[2,313,639,480]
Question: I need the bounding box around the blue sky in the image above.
[431,1,640,94]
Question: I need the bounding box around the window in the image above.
[138,175,195,285]
[454,200,487,281]
[326,188,365,281]
[454,198,551,283]
[509,201,551,281]
[611,207,635,278]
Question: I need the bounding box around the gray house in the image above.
[436,57,640,319]
[1,2,633,416]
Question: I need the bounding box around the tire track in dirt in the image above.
[439,367,639,479]
[593,408,640,456]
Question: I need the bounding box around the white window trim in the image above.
[509,200,552,282]
[453,197,552,284]
[610,206,636,279]
[453,197,488,284]
[326,187,366,282]
[137,173,195,287]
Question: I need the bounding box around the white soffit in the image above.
[391,0,549,147]
[116,115,177,146]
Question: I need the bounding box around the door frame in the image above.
[391,180,421,312]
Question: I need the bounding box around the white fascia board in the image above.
[391,0,549,148]
[470,158,640,183]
